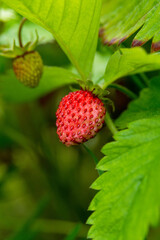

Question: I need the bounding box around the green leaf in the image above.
[103,47,160,88]
[116,77,160,129]
[87,116,160,240]
[100,0,160,51]
[0,66,77,102]
[92,51,112,85]
[2,0,102,79]
[0,55,9,73]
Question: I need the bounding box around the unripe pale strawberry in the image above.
[13,51,43,88]
[56,90,106,146]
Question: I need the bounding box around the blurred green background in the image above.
[1,2,160,240]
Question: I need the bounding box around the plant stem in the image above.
[83,144,103,175]
[109,83,137,99]
[18,17,27,48]
[105,112,118,136]
[131,75,146,89]
[139,73,149,86]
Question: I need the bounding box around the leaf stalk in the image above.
[109,83,137,99]
[105,112,118,136]
[18,17,27,48]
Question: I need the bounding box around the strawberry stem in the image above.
[105,112,118,136]
[109,83,137,99]
[131,75,145,89]
[139,73,149,86]
[18,17,27,48]
[83,144,103,176]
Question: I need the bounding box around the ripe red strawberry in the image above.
[56,90,106,146]
[13,51,43,88]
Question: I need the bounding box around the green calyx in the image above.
[0,31,39,58]
[77,79,115,111]
[77,79,109,98]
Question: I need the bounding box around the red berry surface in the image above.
[56,90,106,146]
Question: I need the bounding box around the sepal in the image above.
[77,79,109,99]
[0,31,39,58]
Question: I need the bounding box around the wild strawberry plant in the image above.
[1,0,160,240]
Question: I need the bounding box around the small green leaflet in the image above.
[0,66,77,102]
[87,116,160,240]
[103,47,160,88]
[2,0,102,79]
[100,0,160,51]
[116,77,160,129]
